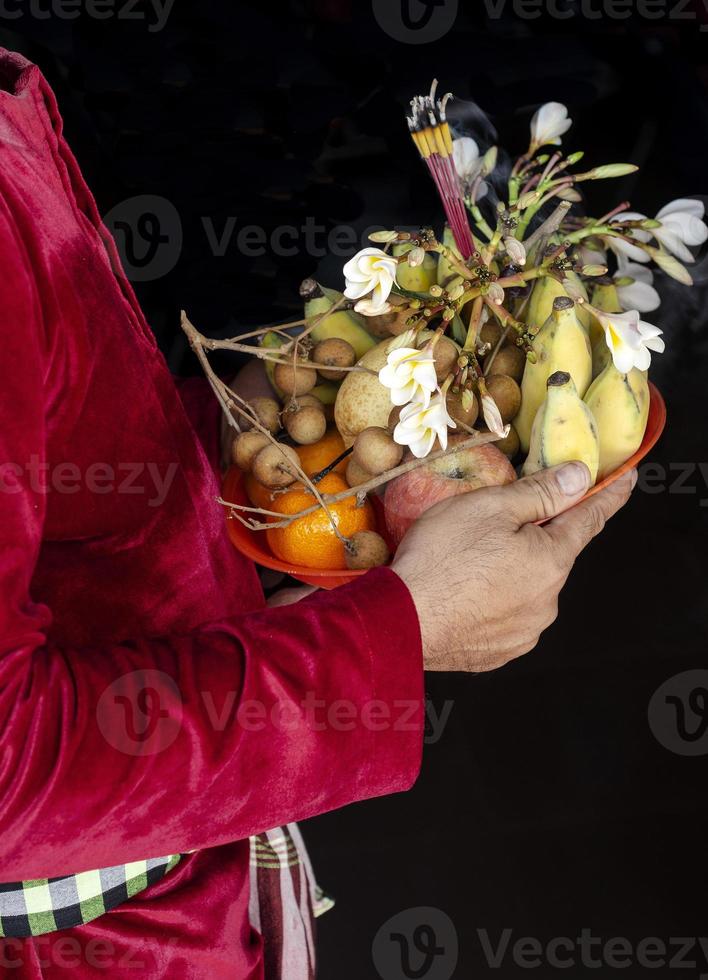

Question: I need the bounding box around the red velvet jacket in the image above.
[0,49,423,974]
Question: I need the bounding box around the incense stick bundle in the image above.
[407,81,476,260]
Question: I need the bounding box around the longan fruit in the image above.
[312,338,356,381]
[232,430,270,471]
[433,336,459,382]
[284,405,327,445]
[273,360,318,396]
[242,397,281,434]
[345,458,371,488]
[345,530,390,570]
[446,389,479,428]
[495,425,520,460]
[478,318,503,349]
[353,426,404,475]
[485,374,521,423]
[252,443,301,488]
[484,344,526,382]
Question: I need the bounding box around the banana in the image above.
[261,330,286,396]
[584,362,649,481]
[526,273,591,332]
[589,280,621,377]
[523,371,599,485]
[300,279,376,361]
[514,296,592,453]
[393,243,437,293]
[437,225,462,288]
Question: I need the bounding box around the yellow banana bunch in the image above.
[584,362,649,481]
[393,242,437,293]
[523,371,599,484]
[301,279,376,361]
[514,296,592,453]
[526,272,591,332]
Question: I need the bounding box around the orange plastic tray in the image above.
[223,382,666,589]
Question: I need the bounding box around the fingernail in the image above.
[556,462,590,496]
[630,468,638,490]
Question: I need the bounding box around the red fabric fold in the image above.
[0,48,423,976]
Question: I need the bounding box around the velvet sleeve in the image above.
[174,375,223,470]
[0,207,424,881]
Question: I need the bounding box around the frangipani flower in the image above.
[615,261,660,313]
[343,247,398,314]
[653,198,708,263]
[612,199,708,265]
[530,102,572,149]
[378,345,438,408]
[452,136,488,200]
[480,391,506,438]
[393,392,456,459]
[595,309,665,373]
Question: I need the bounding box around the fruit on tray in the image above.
[266,473,375,569]
[334,339,401,447]
[295,428,348,477]
[515,296,592,453]
[302,279,377,361]
[583,362,650,481]
[523,371,600,484]
[383,437,516,546]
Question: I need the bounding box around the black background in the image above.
[3,1,707,977]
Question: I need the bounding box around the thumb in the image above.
[504,462,591,526]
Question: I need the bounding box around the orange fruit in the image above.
[244,472,279,512]
[295,427,348,477]
[266,472,375,569]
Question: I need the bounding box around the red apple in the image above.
[383,436,516,546]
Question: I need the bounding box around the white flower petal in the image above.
[344,279,376,300]
[617,279,660,313]
[452,137,481,180]
[530,102,572,147]
[654,228,696,264]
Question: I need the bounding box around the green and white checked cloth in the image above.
[0,855,181,937]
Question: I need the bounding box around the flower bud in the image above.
[481,146,498,175]
[446,283,465,302]
[565,151,584,165]
[517,190,542,210]
[368,230,399,243]
[581,264,608,277]
[503,236,527,266]
[487,282,505,305]
[429,284,443,297]
[585,163,639,180]
[407,246,426,268]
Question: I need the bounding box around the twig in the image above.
[219,429,504,530]
[181,310,349,545]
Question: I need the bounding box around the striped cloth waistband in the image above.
[0,855,181,938]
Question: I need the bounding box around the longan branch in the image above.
[219,429,505,530]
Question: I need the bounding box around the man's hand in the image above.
[392,461,637,672]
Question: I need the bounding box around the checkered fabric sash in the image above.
[0,855,181,937]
